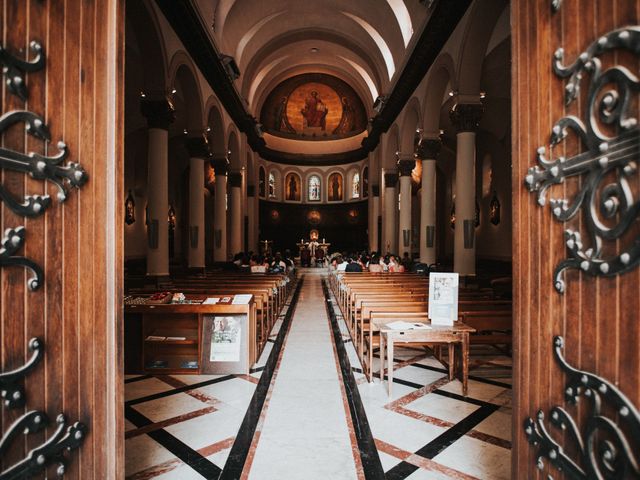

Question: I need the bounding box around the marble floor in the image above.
[124,271,512,479]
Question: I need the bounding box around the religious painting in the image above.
[351,172,360,199]
[259,166,266,198]
[307,210,321,225]
[260,73,367,140]
[362,166,369,198]
[308,175,321,201]
[328,172,343,201]
[285,172,301,201]
[268,171,276,198]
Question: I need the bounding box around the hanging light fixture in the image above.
[490,191,501,225]
[124,190,135,225]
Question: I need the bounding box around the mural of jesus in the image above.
[301,91,328,130]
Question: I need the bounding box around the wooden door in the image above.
[512,1,639,478]
[0,1,124,478]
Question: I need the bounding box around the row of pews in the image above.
[329,271,512,382]
[124,269,296,373]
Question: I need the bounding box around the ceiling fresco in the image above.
[260,73,367,141]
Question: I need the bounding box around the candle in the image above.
[323,238,325,243]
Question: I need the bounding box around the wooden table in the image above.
[376,321,476,396]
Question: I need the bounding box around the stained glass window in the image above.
[268,172,276,198]
[352,172,360,199]
[308,175,321,201]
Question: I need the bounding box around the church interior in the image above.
[122,1,514,478]
[1,0,638,479]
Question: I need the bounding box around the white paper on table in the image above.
[231,294,253,305]
[203,297,220,304]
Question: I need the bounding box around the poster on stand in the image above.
[428,272,459,326]
[201,314,249,374]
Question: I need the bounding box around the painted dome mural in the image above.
[260,73,367,141]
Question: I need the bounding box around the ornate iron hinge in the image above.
[0,339,87,479]
[524,27,640,293]
[524,336,640,479]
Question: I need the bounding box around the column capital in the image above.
[247,185,256,197]
[184,134,211,158]
[228,171,243,188]
[210,156,229,175]
[371,185,380,197]
[449,103,483,133]
[397,156,416,177]
[415,137,442,160]
[140,97,175,130]
[384,172,399,188]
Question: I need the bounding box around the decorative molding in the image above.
[524,27,640,293]
[0,339,87,479]
[397,158,416,177]
[211,157,229,175]
[384,172,399,188]
[371,185,380,197]
[184,134,211,158]
[524,336,640,479]
[140,97,175,130]
[415,137,442,160]
[228,172,243,188]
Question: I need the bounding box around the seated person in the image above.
[368,254,383,273]
[300,247,311,267]
[345,257,363,272]
[336,255,349,271]
[401,251,414,272]
[388,255,404,272]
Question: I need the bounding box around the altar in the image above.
[297,230,330,267]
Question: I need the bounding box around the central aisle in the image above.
[247,273,360,479]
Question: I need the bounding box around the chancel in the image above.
[1,1,638,479]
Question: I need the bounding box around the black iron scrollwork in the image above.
[0,40,45,101]
[0,339,87,480]
[0,227,43,291]
[0,337,43,408]
[524,336,640,479]
[524,27,640,293]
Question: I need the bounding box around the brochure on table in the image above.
[428,272,459,326]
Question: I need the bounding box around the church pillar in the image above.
[229,171,243,256]
[212,156,229,261]
[416,134,441,266]
[397,155,415,256]
[369,185,380,252]
[449,102,483,276]
[185,134,209,271]
[247,184,257,253]
[141,97,174,277]
[383,171,398,254]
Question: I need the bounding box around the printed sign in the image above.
[428,272,459,326]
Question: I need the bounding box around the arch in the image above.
[422,53,456,134]
[171,62,204,134]
[327,171,344,202]
[382,124,400,170]
[399,96,422,154]
[206,104,226,157]
[456,0,509,95]
[227,130,241,170]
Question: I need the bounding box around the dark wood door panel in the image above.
[0,1,124,478]
[513,1,639,478]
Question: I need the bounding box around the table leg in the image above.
[379,332,385,384]
[448,343,455,381]
[462,333,469,396]
[387,335,394,397]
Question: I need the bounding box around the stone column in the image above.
[211,156,229,262]
[185,134,209,271]
[228,171,243,256]
[449,102,483,275]
[141,98,174,278]
[369,185,380,252]
[247,185,258,253]
[416,135,442,266]
[383,171,398,254]
[397,155,415,255]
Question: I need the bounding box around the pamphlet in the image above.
[231,294,253,305]
[386,321,432,330]
[428,272,459,326]
[210,316,241,362]
[145,335,166,341]
[203,297,220,304]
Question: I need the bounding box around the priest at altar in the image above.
[296,229,330,265]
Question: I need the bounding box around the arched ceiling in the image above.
[193,0,431,157]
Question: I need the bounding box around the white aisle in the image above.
[247,273,358,479]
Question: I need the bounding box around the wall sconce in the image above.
[450,200,455,230]
[168,204,176,230]
[490,191,501,225]
[125,190,135,225]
